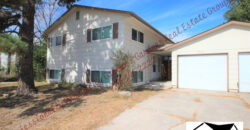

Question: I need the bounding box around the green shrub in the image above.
[0,66,5,71]
[10,64,18,77]
[33,43,46,81]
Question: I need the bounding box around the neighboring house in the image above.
[44,5,173,86]
[0,52,16,70]
[153,21,250,93]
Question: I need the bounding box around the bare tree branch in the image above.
[34,0,62,42]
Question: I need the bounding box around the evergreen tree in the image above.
[0,0,79,95]
[224,0,250,22]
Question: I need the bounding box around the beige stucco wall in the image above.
[47,7,168,85]
[171,25,250,91]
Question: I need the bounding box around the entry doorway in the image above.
[162,56,171,81]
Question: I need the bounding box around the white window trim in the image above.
[89,69,112,87]
[131,28,144,44]
[132,70,144,85]
[49,68,62,82]
[50,36,62,47]
[138,31,144,43]
[131,28,137,41]
[91,25,113,41]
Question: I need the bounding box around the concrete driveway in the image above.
[99,88,250,130]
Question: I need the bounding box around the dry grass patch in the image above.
[37,89,160,130]
[0,83,161,130]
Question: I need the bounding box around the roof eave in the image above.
[162,21,250,51]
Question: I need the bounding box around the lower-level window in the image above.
[133,71,143,83]
[49,69,61,80]
[91,70,111,84]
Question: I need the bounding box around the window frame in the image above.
[91,25,113,41]
[131,28,144,44]
[153,64,156,72]
[133,71,143,83]
[138,31,144,43]
[50,36,62,47]
[56,36,62,46]
[50,37,56,47]
[49,69,62,82]
[92,27,102,41]
[153,56,156,72]
[76,11,80,20]
[90,69,112,86]
[158,57,161,72]
[132,29,137,41]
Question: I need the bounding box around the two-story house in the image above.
[44,5,173,86]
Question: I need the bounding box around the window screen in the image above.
[50,37,56,47]
[132,29,137,41]
[91,70,111,84]
[101,71,111,83]
[56,36,62,46]
[139,32,144,43]
[76,11,80,20]
[49,70,61,80]
[91,71,100,82]
[133,71,143,83]
[92,28,102,40]
[92,25,112,40]
[132,29,144,43]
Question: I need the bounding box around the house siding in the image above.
[47,7,168,86]
[123,17,166,85]
[47,8,126,84]
[171,25,250,91]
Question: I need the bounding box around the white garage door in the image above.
[178,55,227,91]
[239,53,250,92]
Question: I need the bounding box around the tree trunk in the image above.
[6,53,11,75]
[17,0,37,96]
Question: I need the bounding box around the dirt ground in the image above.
[0,82,161,130]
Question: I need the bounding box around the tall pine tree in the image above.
[0,0,79,95]
[224,0,250,22]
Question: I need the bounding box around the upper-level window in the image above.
[139,32,144,43]
[76,11,80,20]
[92,25,112,40]
[132,29,137,41]
[132,28,144,43]
[50,36,62,47]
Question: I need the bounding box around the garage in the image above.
[239,53,250,92]
[178,54,228,91]
[153,21,250,92]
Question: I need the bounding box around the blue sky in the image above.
[72,0,230,42]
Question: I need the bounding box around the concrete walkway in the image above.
[99,89,250,130]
